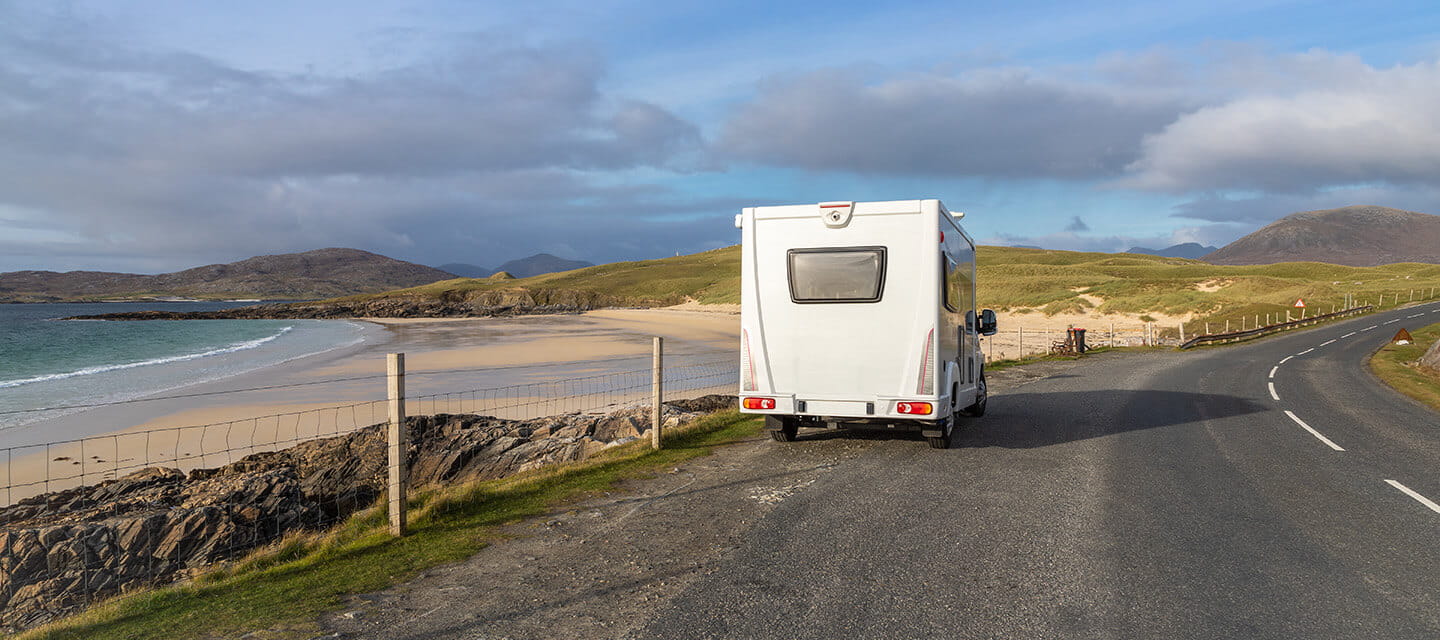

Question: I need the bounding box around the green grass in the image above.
[313,244,1440,333]
[20,411,763,640]
[1368,323,1440,413]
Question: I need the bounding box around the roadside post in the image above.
[652,337,663,449]
[387,353,408,536]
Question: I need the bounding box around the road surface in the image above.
[325,301,1440,640]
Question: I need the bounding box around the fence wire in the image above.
[0,355,738,633]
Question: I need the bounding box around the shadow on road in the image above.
[789,390,1269,449]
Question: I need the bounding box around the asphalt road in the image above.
[634,301,1440,640]
[326,302,1440,640]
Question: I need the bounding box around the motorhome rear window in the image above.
[787,247,886,303]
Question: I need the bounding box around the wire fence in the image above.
[0,351,738,634]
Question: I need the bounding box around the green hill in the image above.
[337,244,1440,328]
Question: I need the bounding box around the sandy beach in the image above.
[1,308,740,504]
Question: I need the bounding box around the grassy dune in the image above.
[340,245,1440,329]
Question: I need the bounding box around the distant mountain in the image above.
[1127,242,1218,259]
[493,254,593,278]
[0,248,457,302]
[436,263,492,278]
[1203,205,1440,266]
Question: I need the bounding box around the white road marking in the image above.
[1408,313,1424,318]
[1283,411,1345,451]
[1320,339,1336,346]
[1268,382,1280,401]
[1361,326,1377,331]
[1269,366,1278,378]
[1279,355,1294,364]
[1297,348,1314,355]
[1384,319,1399,325]
[1341,332,1356,338]
[1384,480,1440,515]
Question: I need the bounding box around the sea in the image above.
[0,302,371,434]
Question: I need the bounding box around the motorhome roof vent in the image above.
[819,201,854,227]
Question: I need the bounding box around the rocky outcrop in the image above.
[0,396,734,633]
[1421,336,1440,373]
[65,288,662,320]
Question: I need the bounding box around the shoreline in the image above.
[1,309,740,503]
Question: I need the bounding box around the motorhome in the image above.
[736,199,997,448]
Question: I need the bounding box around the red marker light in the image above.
[897,402,933,415]
[742,397,776,410]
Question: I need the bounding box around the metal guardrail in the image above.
[1178,306,1374,349]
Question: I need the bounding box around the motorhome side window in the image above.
[787,247,886,303]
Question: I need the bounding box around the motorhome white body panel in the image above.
[738,200,983,429]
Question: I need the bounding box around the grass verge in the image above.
[1368,322,1440,413]
[20,411,763,640]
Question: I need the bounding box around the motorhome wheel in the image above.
[766,415,799,442]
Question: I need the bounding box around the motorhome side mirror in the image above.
[980,309,998,336]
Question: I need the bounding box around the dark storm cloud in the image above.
[719,68,1186,179]
[0,9,712,271]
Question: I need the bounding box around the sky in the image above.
[2,0,1439,273]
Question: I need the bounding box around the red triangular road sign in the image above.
[1293,298,1306,308]
[1393,328,1413,344]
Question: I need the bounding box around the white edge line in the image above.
[1297,348,1314,355]
[1384,480,1440,514]
[1320,339,1336,346]
[1269,366,1278,379]
[1279,355,1294,364]
[1268,382,1280,401]
[1283,410,1345,451]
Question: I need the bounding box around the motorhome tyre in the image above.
[959,372,987,417]
[927,418,952,449]
[766,415,799,442]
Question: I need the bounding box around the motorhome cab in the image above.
[736,200,997,448]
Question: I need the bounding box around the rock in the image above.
[0,397,733,633]
[1421,337,1440,372]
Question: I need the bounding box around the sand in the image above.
[1,309,741,505]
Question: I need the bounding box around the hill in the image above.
[437,263,491,278]
[495,254,594,278]
[0,248,456,302]
[1127,243,1217,259]
[434,254,594,279]
[1204,205,1440,266]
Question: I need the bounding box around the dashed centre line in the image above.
[1268,382,1280,401]
[1408,313,1425,319]
[1384,480,1440,515]
[1361,326,1377,331]
[1297,348,1314,355]
[1384,319,1399,325]
[1320,339,1336,346]
[1279,355,1295,364]
[1341,332,1356,338]
[1283,411,1345,451]
[1269,366,1278,379]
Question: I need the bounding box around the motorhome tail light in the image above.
[742,397,776,410]
[740,329,757,391]
[916,328,935,395]
[897,402,933,415]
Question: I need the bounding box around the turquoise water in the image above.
[0,303,369,431]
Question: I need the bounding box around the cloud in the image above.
[718,67,1185,179]
[0,8,715,271]
[1121,57,1440,193]
[1063,216,1090,232]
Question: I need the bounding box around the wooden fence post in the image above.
[652,337,663,450]
[387,353,407,537]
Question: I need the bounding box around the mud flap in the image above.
[920,418,950,438]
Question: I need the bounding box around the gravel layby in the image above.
[315,356,1092,640]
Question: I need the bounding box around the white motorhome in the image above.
[736,199,997,448]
